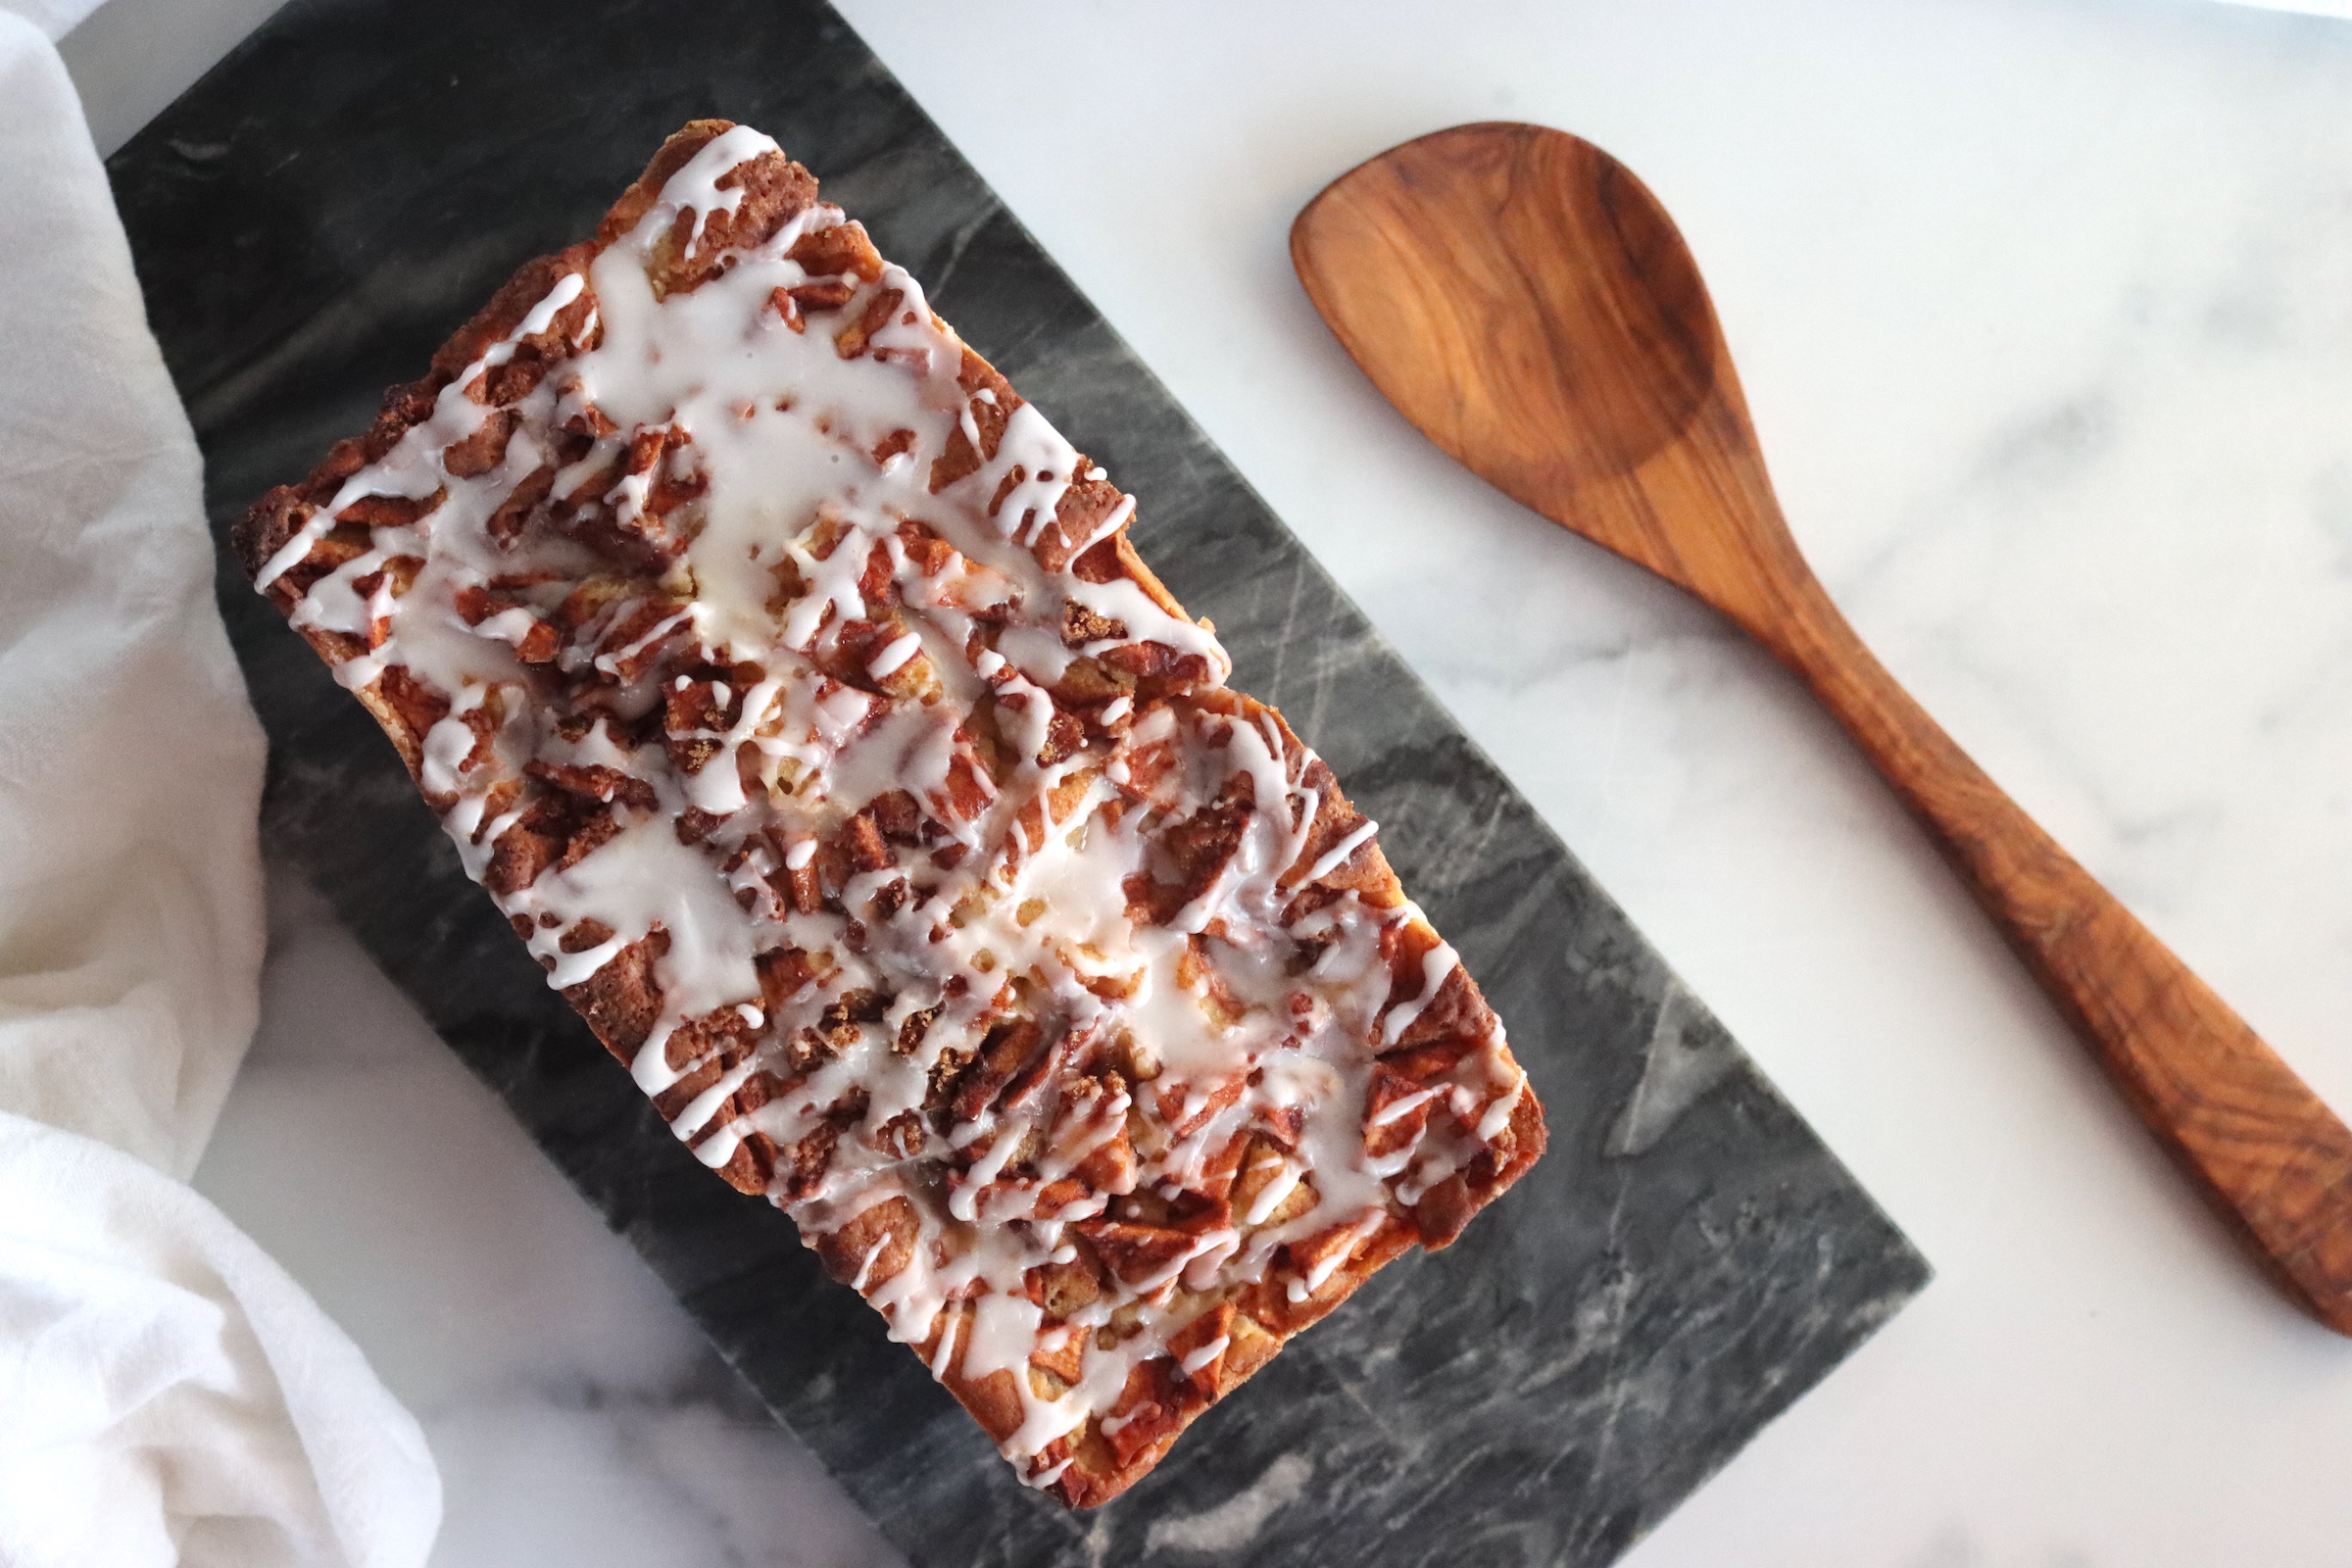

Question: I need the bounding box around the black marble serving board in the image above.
[108,2,1930,1562]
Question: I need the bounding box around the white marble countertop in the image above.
[63,0,2352,1562]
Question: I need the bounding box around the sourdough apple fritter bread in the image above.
[235,121,1544,1507]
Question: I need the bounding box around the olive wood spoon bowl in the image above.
[1292,121,2352,1334]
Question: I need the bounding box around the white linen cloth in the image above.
[0,5,441,1564]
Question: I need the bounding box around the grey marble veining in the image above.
[105,1,1928,1562]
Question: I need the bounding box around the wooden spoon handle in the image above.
[1764,572,2352,1331]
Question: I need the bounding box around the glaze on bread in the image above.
[235,122,1544,1506]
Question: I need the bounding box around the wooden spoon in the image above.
[1292,121,2352,1334]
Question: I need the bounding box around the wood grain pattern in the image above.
[1292,121,2352,1334]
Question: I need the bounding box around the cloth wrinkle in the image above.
[0,8,441,1566]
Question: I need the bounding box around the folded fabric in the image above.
[0,6,441,1564]
[1,0,94,42]
[0,1113,439,1567]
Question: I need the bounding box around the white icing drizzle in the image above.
[1179,1334,1230,1377]
[263,127,1530,1494]
[1302,819,1378,884]
[1383,928,1461,1047]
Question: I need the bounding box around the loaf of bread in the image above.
[235,121,1544,1506]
